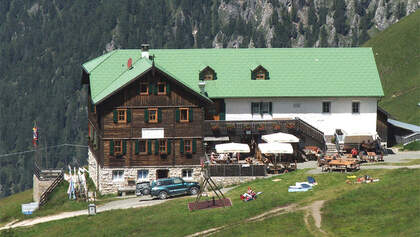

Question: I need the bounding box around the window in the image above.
[252,102,272,115]
[203,71,213,81]
[112,170,124,181]
[149,108,158,123]
[114,140,122,154]
[184,139,192,153]
[251,102,260,114]
[352,102,360,114]
[173,177,183,184]
[322,102,331,113]
[252,66,268,80]
[137,170,149,180]
[140,83,148,95]
[139,140,147,154]
[117,109,127,123]
[159,140,167,154]
[200,67,215,81]
[180,108,189,122]
[182,169,193,179]
[261,102,270,114]
[256,69,265,80]
[157,82,166,95]
[293,103,301,108]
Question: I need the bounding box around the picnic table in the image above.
[323,159,360,173]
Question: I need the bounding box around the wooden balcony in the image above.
[204,118,325,149]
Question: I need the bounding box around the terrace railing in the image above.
[204,118,325,149]
[401,132,420,145]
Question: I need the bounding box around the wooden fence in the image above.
[208,164,266,177]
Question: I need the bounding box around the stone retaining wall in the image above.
[210,176,262,188]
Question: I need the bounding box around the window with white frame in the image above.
[251,102,272,116]
[182,169,193,179]
[137,170,149,180]
[112,170,124,181]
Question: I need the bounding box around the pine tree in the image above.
[333,0,349,35]
[319,26,328,47]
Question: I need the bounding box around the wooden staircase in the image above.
[34,164,64,206]
[39,172,63,206]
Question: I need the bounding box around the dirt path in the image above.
[187,200,330,237]
[0,197,166,231]
[186,204,299,237]
[0,187,236,231]
[302,200,328,236]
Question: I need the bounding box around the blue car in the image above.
[150,177,200,200]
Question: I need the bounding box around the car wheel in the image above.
[189,187,199,195]
[158,191,168,200]
[142,188,150,196]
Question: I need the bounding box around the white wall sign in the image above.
[142,128,164,139]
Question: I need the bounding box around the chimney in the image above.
[198,81,206,94]
[141,44,150,59]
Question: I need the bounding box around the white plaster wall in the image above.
[225,97,378,135]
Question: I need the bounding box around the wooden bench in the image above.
[118,187,136,196]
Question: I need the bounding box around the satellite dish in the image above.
[127,58,133,69]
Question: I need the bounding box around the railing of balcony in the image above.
[204,118,325,148]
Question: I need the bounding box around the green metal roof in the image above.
[83,48,384,104]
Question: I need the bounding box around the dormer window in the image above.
[256,69,265,80]
[203,71,213,81]
[199,66,216,81]
[252,66,269,80]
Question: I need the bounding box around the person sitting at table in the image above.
[210,152,215,160]
[351,147,358,158]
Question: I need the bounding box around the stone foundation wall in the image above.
[97,166,202,195]
[88,148,99,189]
[33,175,55,203]
[88,149,266,195]
[210,176,262,189]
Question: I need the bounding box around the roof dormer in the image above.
[251,65,269,80]
[199,66,217,81]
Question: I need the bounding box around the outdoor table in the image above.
[327,159,358,172]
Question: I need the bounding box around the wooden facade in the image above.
[87,69,209,169]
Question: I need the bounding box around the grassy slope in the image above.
[0,180,116,227]
[402,141,420,151]
[0,190,33,226]
[323,168,420,236]
[213,211,310,237]
[5,168,419,236]
[363,9,420,125]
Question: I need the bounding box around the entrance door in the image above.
[156,169,169,179]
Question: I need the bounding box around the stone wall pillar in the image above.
[33,175,55,203]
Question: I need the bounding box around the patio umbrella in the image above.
[261,132,299,143]
[258,142,293,154]
[215,142,250,153]
[258,142,294,170]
